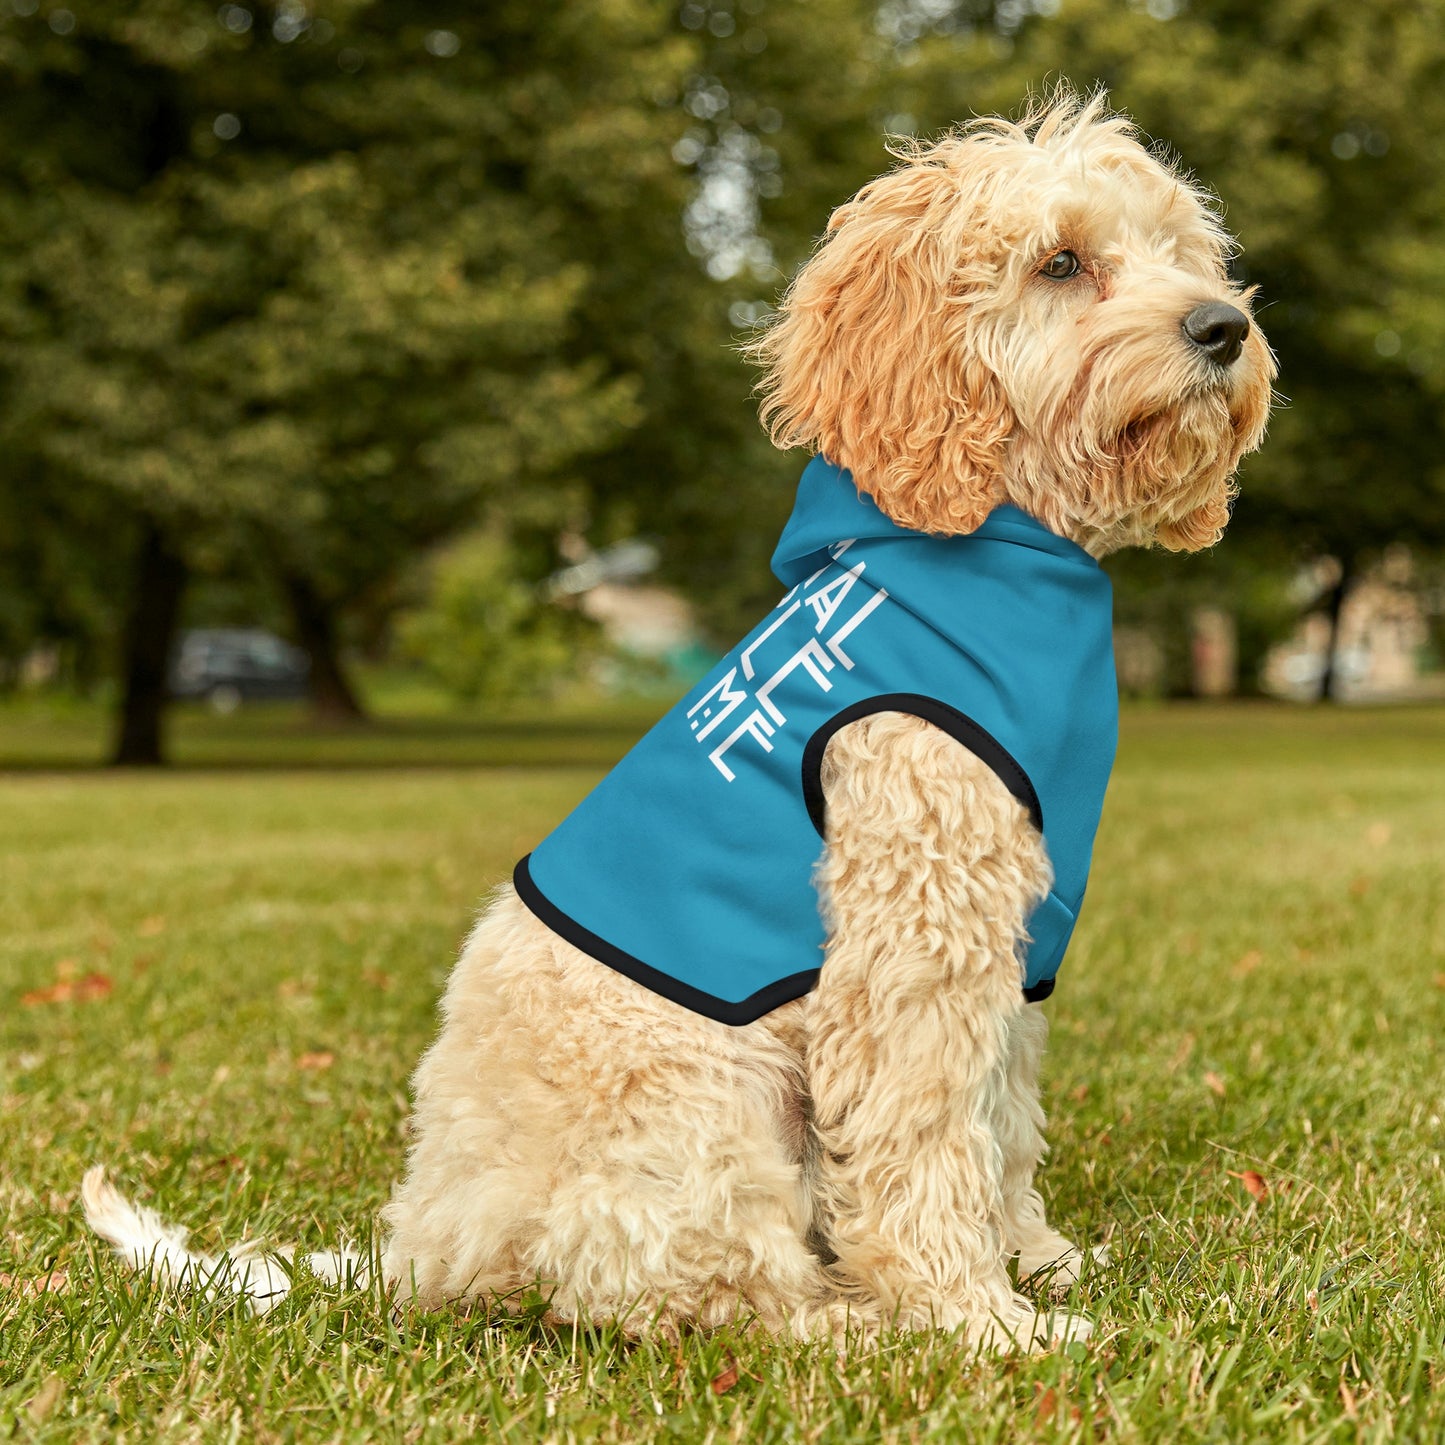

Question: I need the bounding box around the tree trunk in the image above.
[111,521,187,766]
[283,572,366,724]
[1317,554,1355,703]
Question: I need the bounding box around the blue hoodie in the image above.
[515,456,1119,1025]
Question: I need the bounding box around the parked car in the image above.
[169,629,310,712]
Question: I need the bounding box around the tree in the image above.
[0,1,696,758]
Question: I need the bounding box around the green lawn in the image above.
[2,702,1443,1442]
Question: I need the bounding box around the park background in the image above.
[2,2,1443,1442]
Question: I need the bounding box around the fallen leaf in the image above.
[1232,950,1263,977]
[1034,1386,1058,1425]
[1204,1071,1227,1098]
[138,915,167,937]
[296,1051,335,1072]
[27,1374,64,1423]
[21,972,112,1007]
[21,982,70,1006]
[1228,1169,1268,1201]
[0,1268,69,1298]
[710,1358,739,1395]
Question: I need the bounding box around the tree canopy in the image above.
[2,0,1443,746]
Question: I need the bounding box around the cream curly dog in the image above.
[85,91,1273,1351]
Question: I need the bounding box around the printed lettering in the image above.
[739,599,802,680]
[804,561,865,632]
[825,586,889,669]
[708,709,777,781]
[686,668,747,742]
[755,638,836,724]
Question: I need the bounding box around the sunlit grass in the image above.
[2,702,1442,1441]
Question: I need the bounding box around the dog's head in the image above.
[751,89,1275,554]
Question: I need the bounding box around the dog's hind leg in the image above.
[804,713,1091,1350]
[383,892,834,1338]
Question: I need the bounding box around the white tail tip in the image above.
[81,1166,368,1315]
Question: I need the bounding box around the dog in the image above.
[85,89,1274,1351]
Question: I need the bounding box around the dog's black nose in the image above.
[1182,302,1250,367]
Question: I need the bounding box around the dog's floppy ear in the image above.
[749,146,1012,535]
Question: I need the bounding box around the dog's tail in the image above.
[81,1165,368,1315]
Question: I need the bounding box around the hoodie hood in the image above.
[771,455,1098,588]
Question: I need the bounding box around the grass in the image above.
[1,699,1443,1442]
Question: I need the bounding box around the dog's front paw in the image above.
[971,1296,1093,1353]
[1018,1239,1110,1294]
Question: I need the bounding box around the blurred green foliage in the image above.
[2,1,1444,746]
[396,529,598,704]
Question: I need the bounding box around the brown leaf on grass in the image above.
[710,1358,739,1395]
[1228,1169,1269,1201]
[21,982,70,1006]
[296,1051,335,1072]
[1034,1386,1058,1425]
[1167,1034,1196,1073]
[1204,1071,1227,1098]
[1232,950,1263,977]
[21,972,113,1007]
[0,1268,69,1299]
[137,915,167,937]
[27,1374,64,1423]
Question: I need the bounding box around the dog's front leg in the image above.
[805,712,1089,1350]
[994,1007,1097,1289]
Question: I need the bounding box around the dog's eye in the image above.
[1041,250,1081,280]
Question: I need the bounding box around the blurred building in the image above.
[1262,551,1439,701]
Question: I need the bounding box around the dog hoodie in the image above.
[515,455,1119,1025]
